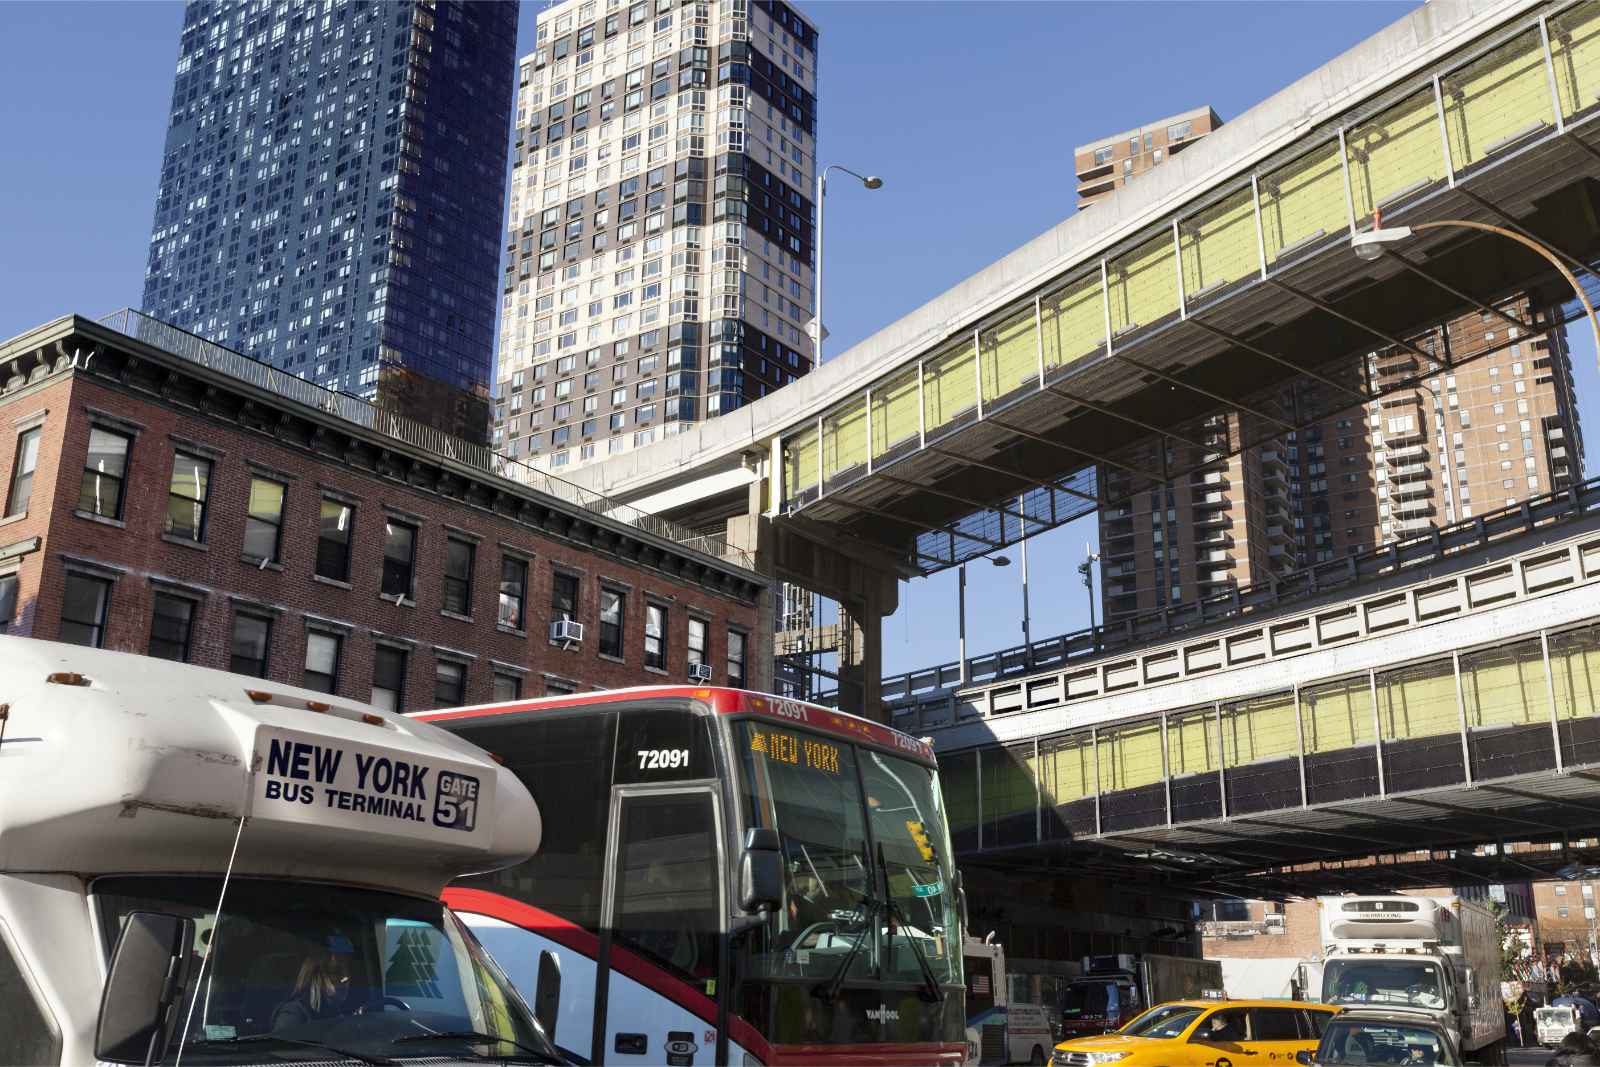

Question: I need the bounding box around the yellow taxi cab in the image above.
[1051,998,1340,1066]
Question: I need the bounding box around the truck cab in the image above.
[0,637,558,1066]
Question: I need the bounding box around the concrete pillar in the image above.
[835,575,896,723]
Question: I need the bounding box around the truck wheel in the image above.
[1030,1047,1046,1066]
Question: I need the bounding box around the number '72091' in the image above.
[638,748,690,770]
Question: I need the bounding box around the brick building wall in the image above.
[1201,899,1322,962]
[0,316,767,710]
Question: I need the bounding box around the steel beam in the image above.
[1044,383,1210,452]
[1268,278,1439,363]
[928,445,1099,506]
[1181,314,1372,406]
[985,416,1166,485]
[1380,249,1535,334]
[1105,350,1297,431]
[872,471,1030,526]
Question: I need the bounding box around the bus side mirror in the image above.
[534,949,561,1044]
[739,827,783,913]
[95,911,195,1065]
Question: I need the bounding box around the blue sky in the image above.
[2,1,1594,678]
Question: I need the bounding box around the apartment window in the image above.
[148,592,196,662]
[381,519,417,599]
[165,452,213,543]
[80,428,132,520]
[59,572,111,647]
[372,646,408,712]
[493,672,523,702]
[644,602,666,669]
[229,612,272,678]
[1559,906,1571,918]
[435,658,467,707]
[1092,145,1113,166]
[552,570,579,621]
[728,629,746,687]
[600,587,625,657]
[304,631,342,694]
[0,572,16,632]
[244,478,286,562]
[443,538,475,615]
[499,556,528,629]
[6,427,40,517]
[317,500,354,582]
[687,617,707,671]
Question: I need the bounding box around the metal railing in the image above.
[873,474,1600,707]
[96,309,754,570]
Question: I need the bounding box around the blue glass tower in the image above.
[142,0,518,444]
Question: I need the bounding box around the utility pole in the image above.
[1079,546,1100,649]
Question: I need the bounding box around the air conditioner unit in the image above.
[550,619,585,644]
[689,662,713,682]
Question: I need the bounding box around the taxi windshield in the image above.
[1323,959,1446,1009]
[1122,1004,1205,1038]
[93,876,556,1064]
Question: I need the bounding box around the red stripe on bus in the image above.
[766,1043,969,1066]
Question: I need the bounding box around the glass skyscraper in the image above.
[142,0,518,443]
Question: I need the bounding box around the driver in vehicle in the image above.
[272,934,357,1031]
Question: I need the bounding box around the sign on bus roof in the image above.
[414,686,937,764]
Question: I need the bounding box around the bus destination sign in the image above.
[749,727,842,775]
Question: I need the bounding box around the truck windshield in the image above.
[735,722,960,989]
[93,876,556,1064]
[1322,959,1446,1009]
[1062,981,1112,1017]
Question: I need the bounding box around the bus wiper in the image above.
[877,843,946,1005]
[811,891,881,1004]
[392,1029,563,1064]
[188,1033,400,1065]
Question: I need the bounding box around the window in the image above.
[644,602,666,669]
[317,500,354,582]
[244,478,286,562]
[613,791,719,980]
[229,612,272,677]
[727,629,746,687]
[148,592,196,662]
[372,646,408,712]
[552,570,579,622]
[1249,1007,1302,1041]
[443,538,475,615]
[304,631,341,694]
[600,587,625,657]
[0,572,16,631]
[0,930,60,1066]
[435,659,466,707]
[499,557,528,630]
[6,427,40,517]
[493,673,523,702]
[1092,145,1113,165]
[687,617,706,671]
[168,456,216,546]
[59,573,110,647]
[80,428,131,519]
[381,519,417,599]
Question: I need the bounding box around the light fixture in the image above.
[862,175,884,190]
[989,554,1011,567]
[1350,225,1415,261]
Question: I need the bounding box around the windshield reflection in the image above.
[1322,960,1446,1009]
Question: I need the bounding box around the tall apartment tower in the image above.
[141,0,518,444]
[492,0,819,473]
[1077,110,1584,622]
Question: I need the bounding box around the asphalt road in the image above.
[1509,1045,1556,1065]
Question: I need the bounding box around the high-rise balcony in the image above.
[1389,462,1431,482]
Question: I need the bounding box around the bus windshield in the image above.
[93,876,556,1065]
[736,722,960,991]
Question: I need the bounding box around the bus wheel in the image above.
[1030,1046,1046,1066]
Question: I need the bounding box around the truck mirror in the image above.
[95,911,195,1065]
[739,827,783,913]
[534,949,561,1044]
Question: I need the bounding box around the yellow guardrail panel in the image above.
[1221,691,1299,767]
[941,751,979,837]
[784,423,819,496]
[821,394,868,483]
[1552,1,1600,121]
[1039,273,1104,373]
[1180,187,1258,302]
[1550,622,1600,720]
[983,747,1039,822]
[1462,638,1550,727]
[1100,720,1165,792]
[1108,234,1180,336]
[1303,675,1377,752]
[1259,142,1347,265]
[923,336,978,433]
[1377,657,1459,740]
[871,365,920,459]
[1044,736,1094,805]
[980,306,1040,406]
[1168,707,1220,777]
[1443,27,1555,170]
[1347,87,1446,225]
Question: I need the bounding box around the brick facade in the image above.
[0,316,767,710]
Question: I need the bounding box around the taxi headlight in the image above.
[1085,1055,1128,1064]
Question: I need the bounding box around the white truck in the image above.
[0,636,562,1066]
[1318,894,1508,1064]
[963,936,1056,1066]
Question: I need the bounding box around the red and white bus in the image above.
[415,686,967,1066]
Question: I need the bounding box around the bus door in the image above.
[597,784,726,1066]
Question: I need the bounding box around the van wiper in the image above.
[188,1033,400,1066]
[393,1029,563,1064]
[811,891,881,1004]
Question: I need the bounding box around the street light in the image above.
[1079,546,1100,649]
[813,165,885,363]
[1350,217,1600,368]
[958,554,1009,686]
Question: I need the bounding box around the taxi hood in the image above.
[0,637,539,897]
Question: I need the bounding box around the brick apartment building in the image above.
[0,313,768,709]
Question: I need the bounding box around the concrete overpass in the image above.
[564,0,1600,717]
[909,476,1600,897]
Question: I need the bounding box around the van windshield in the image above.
[93,876,557,1064]
[1322,959,1446,1009]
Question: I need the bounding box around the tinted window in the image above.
[1250,1007,1301,1041]
[613,791,718,981]
[1192,1008,1248,1043]
[0,926,59,1065]
[614,707,714,783]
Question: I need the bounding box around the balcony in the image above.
[1265,523,1292,543]
[1193,529,1233,548]
[1385,443,1427,464]
[1389,462,1431,482]
[1189,472,1231,492]
[1391,479,1433,500]
[1196,549,1234,566]
[1194,510,1233,529]
[1393,497,1435,517]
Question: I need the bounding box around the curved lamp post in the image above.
[813,165,884,363]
